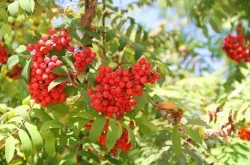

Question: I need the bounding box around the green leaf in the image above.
[80,89,91,111]
[228,84,244,99]
[81,28,100,39]
[0,8,8,22]
[62,56,74,66]
[32,108,53,121]
[106,121,120,151]
[7,55,19,69]
[0,124,18,130]
[69,19,81,28]
[214,9,228,20]
[8,1,19,16]
[123,124,136,146]
[22,59,31,82]
[177,154,186,165]
[19,0,35,13]
[48,77,68,92]
[42,130,55,156]
[239,62,248,69]
[135,26,142,43]
[25,122,43,150]
[71,111,96,120]
[51,66,68,75]
[184,150,203,165]
[119,36,129,51]
[134,92,148,110]
[116,19,126,30]
[1,23,12,36]
[77,151,100,163]
[47,102,69,118]
[111,15,120,26]
[220,3,237,15]
[184,127,202,144]
[186,118,208,127]
[126,24,135,37]
[89,116,106,143]
[172,126,181,156]
[40,120,63,132]
[104,154,122,164]
[106,29,116,42]
[64,86,78,96]
[134,44,144,60]
[135,117,157,135]
[25,33,39,44]
[5,136,15,163]
[209,17,221,33]
[69,31,81,42]
[109,40,119,55]
[122,48,135,63]
[18,129,33,156]
[36,0,51,8]
[15,45,26,53]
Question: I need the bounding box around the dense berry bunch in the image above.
[0,45,8,64]
[6,65,22,80]
[239,126,250,141]
[87,57,160,118]
[28,55,67,106]
[26,28,74,59]
[73,47,96,71]
[84,120,132,156]
[222,23,250,62]
[222,34,247,62]
[26,28,73,107]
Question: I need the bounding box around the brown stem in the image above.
[102,0,106,58]
[76,1,98,163]
[118,61,134,66]
[81,0,98,28]
[76,135,83,164]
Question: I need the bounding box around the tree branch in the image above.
[81,0,98,28]
[76,1,98,163]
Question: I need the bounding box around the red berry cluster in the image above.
[109,129,132,157]
[84,120,132,156]
[73,47,96,71]
[28,55,67,106]
[6,64,22,80]
[87,57,160,118]
[222,24,250,62]
[0,45,8,64]
[239,126,250,141]
[26,28,73,107]
[26,28,74,58]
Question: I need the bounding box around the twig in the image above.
[102,0,107,58]
[80,0,98,28]
[76,133,84,164]
[0,101,35,150]
[76,1,98,163]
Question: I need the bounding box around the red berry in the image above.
[26,44,33,51]
[42,34,49,41]
[0,45,8,64]
[67,46,74,52]
[49,28,56,35]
